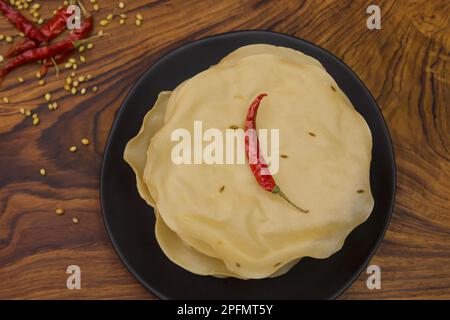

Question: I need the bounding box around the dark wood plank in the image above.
[0,0,449,299]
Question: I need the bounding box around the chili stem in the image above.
[273,187,309,213]
[76,0,91,18]
[50,57,59,76]
[73,33,107,47]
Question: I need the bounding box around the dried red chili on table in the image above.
[245,93,309,213]
[1,40,76,80]
[0,0,46,42]
[6,3,76,58]
[0,33,94,83]
[41,4,76,39]
[40,14,94,76]
[0,2,93,82]
[39,0,93,75]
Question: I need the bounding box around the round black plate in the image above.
[100,31,396,299]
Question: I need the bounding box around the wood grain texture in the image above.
[0,0,449,299]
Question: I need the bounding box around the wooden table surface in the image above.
[0,0,449,300]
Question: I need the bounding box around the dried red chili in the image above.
[245,94,309,213]
[41,5,76,39]
[0,9,93,82]
[39,14,93,76]
[5,37,37,58]
[0,0,46,42]
[39,0,93,75]
[0,34,94,83]
[0,40,74,82]
[6,4,76,58]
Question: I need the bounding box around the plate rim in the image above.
[100,30,397,300]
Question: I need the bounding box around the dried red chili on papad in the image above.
[245,93,309,213]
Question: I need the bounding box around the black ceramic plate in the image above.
[100,31,396,299]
